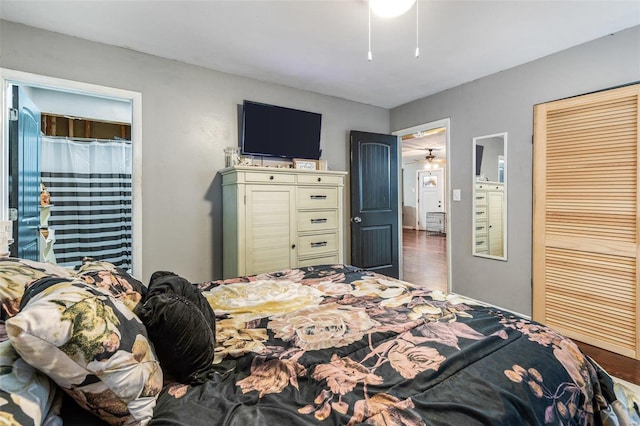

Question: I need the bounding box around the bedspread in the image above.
[150,264,615,425]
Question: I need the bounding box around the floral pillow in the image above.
[0,340,62,426]
[5,277,162,425]
[0,257,75,321]
[75,258,146,314]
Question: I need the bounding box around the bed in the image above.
[0,258,637,425]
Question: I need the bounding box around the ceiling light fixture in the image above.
[369,0,416,18]
[425,148,439,170]
[405,127,446,140]
[425,148,436,162]
[368,0,419,61]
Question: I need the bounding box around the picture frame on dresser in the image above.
[293,159,318,170]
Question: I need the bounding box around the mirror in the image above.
[472,132,507,260]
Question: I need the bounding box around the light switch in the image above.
[453,189,461,201]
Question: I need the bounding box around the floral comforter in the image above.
[150,264,619,426]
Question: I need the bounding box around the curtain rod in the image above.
[42,135,131,144]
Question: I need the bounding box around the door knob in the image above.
[352,216,362,223]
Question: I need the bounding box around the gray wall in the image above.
[391,25,640,315]
[0,20,389,283]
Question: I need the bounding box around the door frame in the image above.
[0,68,143,277]
[393,117,451,292]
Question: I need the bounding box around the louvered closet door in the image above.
[533,84,640,359]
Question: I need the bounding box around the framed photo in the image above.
[293,159,318,170]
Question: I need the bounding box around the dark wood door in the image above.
[349,131,399,278]
[9,86,41,260]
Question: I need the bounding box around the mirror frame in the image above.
[472,132,507,261]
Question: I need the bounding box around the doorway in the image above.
[0,69,143,277]
[394,118,450,292]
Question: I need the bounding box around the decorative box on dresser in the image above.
[221,166,347,278]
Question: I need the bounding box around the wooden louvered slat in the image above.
[546,165,637,174]
[547,116,637,132]
[546,127,637,143]
[545,300,634,331]
[547,140,637,152]
[546,283,634,309]
[546,228,634,239]
[547,107,637,126]
[546,212,635,226]
[548,103,637,121]
[533,84,640,360]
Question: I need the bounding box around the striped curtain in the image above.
[40,136,132,270]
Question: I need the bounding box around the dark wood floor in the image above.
[402,228,640,386]
[402,228,447,293]
[575,341,640,386]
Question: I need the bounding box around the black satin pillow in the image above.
[137,272,216,384]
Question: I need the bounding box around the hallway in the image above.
[402,228,447,292]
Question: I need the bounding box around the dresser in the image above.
[474,182,504,257]
[221,166,347,278]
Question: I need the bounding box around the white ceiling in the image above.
[1,0,639,111]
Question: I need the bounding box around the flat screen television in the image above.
[475,144,484,176]
[241,100,322,160]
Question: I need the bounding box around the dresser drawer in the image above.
[297,187,338,209]
[244,172,295,184]
[297,232,338,257]
[297,174,344,186]
[475,235,488,252]
[476,183,503,192]
[475,191,487,206]
[297,253,340,267]
[474,220,488,236]
[475,206,487,220]
[297,210,338,232]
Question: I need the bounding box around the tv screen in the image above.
[241,100,322,160]
[475,144,484,176]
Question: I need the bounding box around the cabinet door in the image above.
[487,191,503,257]
[245,185,296,275]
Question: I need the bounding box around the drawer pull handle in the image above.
[475,226,484,230]
[269,175,274,180]
[476,241,485,246]
[311,242,328,248]
[475,211,484,215]
[311,218,328,224]
[317,177,322,182]
[310,195,327,200]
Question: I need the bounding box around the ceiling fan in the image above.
[425,148,437,162]
[422,148,443,170]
